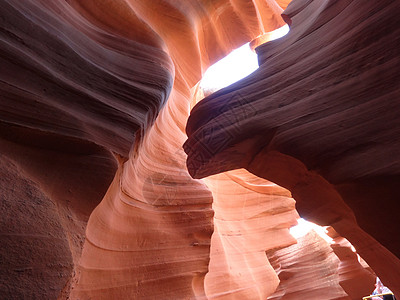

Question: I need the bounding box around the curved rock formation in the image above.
[1,0,292,298]
[327,227,376,300]
[203,169,298,299]
[185,0,400,296]
[2,0,398,298]
[67,0,290,298]
[266,226,377,300]
[267,231,349,300]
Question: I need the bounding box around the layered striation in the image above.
[0,0,296,298]
[266,228,376,300]
[267,231,349,300]
[327,227,376,300]
[203,169,298,299]
[68,0,290,298]
[185,0,400,296]
[2,0,397,298]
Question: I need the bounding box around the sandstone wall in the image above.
[1,0,398,298]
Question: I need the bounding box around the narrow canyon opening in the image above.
[189,22,391,299]
[198,25,290,96]
[1,0,399,299]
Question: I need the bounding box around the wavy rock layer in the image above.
[69,0,292,296]
[1,0,294,298]
[267,231,349,300]
[68,0,291,297]
[185,0,400,296]
[203,170,298,299]
[1,0,396,298]
[267,229,376,300]
[327,227,376,300]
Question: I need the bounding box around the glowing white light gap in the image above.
[199,25,289,93]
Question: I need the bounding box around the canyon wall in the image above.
[185,0,400,297]
[1,0,398,298]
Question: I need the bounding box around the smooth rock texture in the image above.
[327,227,376,300]
[0,0,293,299]
[67,0,289,298]
[266,229,376,300]
[203,169,298,299]
[267,231,349,300]
[185,0,400,296]
[1,0,398,299]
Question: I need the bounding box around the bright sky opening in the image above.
[200,24,289,92]
[290,218,334,244]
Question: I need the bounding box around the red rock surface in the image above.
[327,227,376,300]
[203,169,298,299]
[0,155,73,299]
[1,0,399,299]
[185,0,400,296]
[266,228,376,300]
[267,231,350,300]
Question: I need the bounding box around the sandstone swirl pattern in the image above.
[0,0,398,298]
[185,0,400,296]
[0,0,290,298]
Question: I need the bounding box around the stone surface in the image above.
[185,0,400,296]
[266,228,376,300]
[1,0,289,298]
[267,231,349,300]
[66,0,289,298]
[203,169,298,299]
[327,227,376,300]
[0,156,73,299]
[1,0,398,298]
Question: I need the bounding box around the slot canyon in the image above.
[0,0,399,299]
